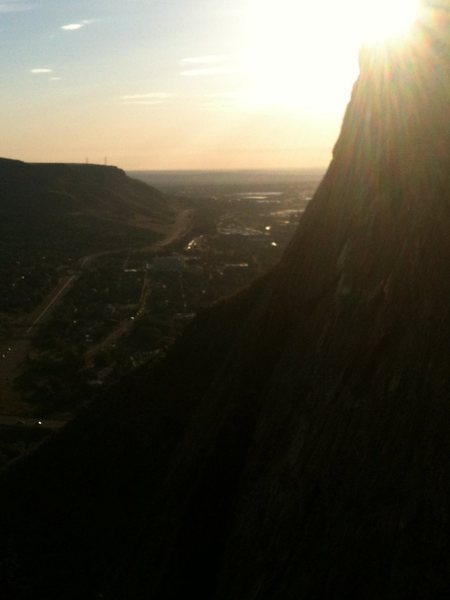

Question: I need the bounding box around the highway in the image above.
[0,415,67,430]
[26,275,77,334]
[0,206,195,415]
[0,273,80,413]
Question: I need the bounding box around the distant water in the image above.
[128,169,325,191]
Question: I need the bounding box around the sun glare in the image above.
[355,0,421,43]
[243,0,421,113]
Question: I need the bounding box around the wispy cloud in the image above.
[204,92,242,100]
[180,54,232,66]
[61,23,83,31]
[121,92,175,106]
[200,92,243,111]
[122,93,174,101]
[179,54,236,78]
[61,19,93,31]
[0,1,34,13]
[180,67,236,77]
[122,102,165,106]
[31,68,52,74]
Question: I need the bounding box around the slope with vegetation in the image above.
[0,159,173,316]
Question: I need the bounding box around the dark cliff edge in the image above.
[0,4,449,599]
[0,158,172,224]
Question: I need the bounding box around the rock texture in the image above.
[0,4,449,599]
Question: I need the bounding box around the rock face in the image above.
[0,5,449,600]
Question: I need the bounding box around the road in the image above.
[0,206,194,417]
[0,272,80,412]
[26,275,77,334]
[155,208,193,248]
[0,415,67,430]
[85,209,194,363]
[85,273,150,364]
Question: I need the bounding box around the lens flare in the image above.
[354,0,421,43]
[243,0,422,112]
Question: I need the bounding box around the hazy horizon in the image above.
[127,166,326,190]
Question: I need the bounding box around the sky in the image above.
[0,0,421,170]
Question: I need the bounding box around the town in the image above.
[10,179,317,417]
[0,172,320,467]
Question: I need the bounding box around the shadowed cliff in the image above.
[0,4,449,599]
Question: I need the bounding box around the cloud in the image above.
[180,54,232,66]
[61,20,93,31]
[31,68,52,74]
[179,55,237,77]
[0,1,34,13]
[122,93,174,101]
[200,102,235,112]
[122,101,165,106]
[121,92,175,106]
[204,92,242,100]
[61,23,84,31]
[180,67,236,77]
[200,92,243,111]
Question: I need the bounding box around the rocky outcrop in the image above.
[0,4,449,599]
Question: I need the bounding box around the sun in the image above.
[354,0,421,43]
[241,0,422,113]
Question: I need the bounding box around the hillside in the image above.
[0,159,174,315]
[0,159,176,419]
[0,4,449,599]
[0,158,170,225]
